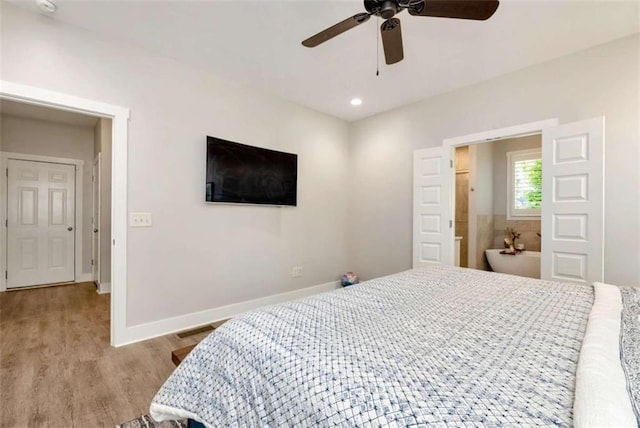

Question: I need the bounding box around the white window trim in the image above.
[507,148,542,220]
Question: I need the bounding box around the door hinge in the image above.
[91,259,94,266]
[5,219,7,227]
[449,220,453,228]
[5,168,7,177]
[5,271,7,280]
[450,160,453,168]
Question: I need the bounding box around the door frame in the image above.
[1,153,85,289]
[442,119,559,267]
[92,153,101,287]
[0,80,129,347]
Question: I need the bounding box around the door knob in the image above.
[94,229,98,233]
[67,227,73,231]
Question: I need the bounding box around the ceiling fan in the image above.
[302,0,499,65]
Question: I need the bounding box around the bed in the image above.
[150,265,639,427]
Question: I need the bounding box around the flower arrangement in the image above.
[502,227,521,255]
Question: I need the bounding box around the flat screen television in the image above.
[205,136,297,206]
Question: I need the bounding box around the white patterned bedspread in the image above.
[150,266,593,427]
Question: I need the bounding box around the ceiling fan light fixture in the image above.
[350,98,363,106]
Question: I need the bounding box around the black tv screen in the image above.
[205,136,297,206]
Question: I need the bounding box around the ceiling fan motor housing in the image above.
[365,0,401,19]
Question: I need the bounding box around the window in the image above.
[507,149,542,219]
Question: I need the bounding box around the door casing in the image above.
[429,119,559,268]
[92,153,101,286]
[431,117,604,284]
[0,80,130,347]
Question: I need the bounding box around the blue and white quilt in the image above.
[620,287,640,420]
[150,266,594,427]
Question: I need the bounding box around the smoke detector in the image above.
[36,0,57,14]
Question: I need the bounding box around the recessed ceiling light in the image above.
[350,98,362,106]
[36,0,57,14]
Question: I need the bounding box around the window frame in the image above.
[506,148,542,220]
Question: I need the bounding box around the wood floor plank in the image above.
[0,282,212,427]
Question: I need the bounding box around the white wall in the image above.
[1,4,351,326]
[350,34,640,286]
[472,143,494,216]
[0,115,95,275]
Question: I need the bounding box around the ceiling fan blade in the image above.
[381,18,404,65]
[302,13,371,47]
[409,0,499,20]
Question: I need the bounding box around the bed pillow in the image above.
[573,282,637,428]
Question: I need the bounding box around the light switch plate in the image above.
[130,212,152,227]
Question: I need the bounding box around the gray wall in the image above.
[349,34,640,286]
[2,4,351,326]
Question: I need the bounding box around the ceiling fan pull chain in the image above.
[376,15,380,76]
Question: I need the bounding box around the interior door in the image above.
[7,159,76,288]
[413,146,453,268]
[92,155,101,285]
[541,117,604,284]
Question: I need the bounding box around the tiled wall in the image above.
[493,215,541,252]
[477,215,494,270]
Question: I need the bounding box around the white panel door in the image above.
[541,117,604,284]
[413,147,453,268]
[7,159,76,287]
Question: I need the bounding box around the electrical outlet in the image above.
[130,212,152,227]
[291,266,303,278]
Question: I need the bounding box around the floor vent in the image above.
[175,325,215,339]
[175,320,228,339]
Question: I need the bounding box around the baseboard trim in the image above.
[115,280,341,347]
[76,273,94,283]
[97,282,111,294]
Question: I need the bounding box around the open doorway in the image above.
[1,81,129,346]
[414,117,604,286]
[0,100,112,292]
[454,134,542,278]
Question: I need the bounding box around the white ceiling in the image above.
[14,0,640,121]
[0,99,99,127]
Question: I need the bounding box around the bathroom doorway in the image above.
[454,134,542,277]
[414,117,604,285]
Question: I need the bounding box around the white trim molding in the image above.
[506,148,543,220]
[97,282,111,294]
[0,152,85,292]
[0,80,130,346]
[75,273,94,283]
[116,280,342,347]
[443,119,559,148]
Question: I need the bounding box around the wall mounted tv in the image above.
[205,136,297,206]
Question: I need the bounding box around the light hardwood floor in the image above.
[0,282,210,427]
